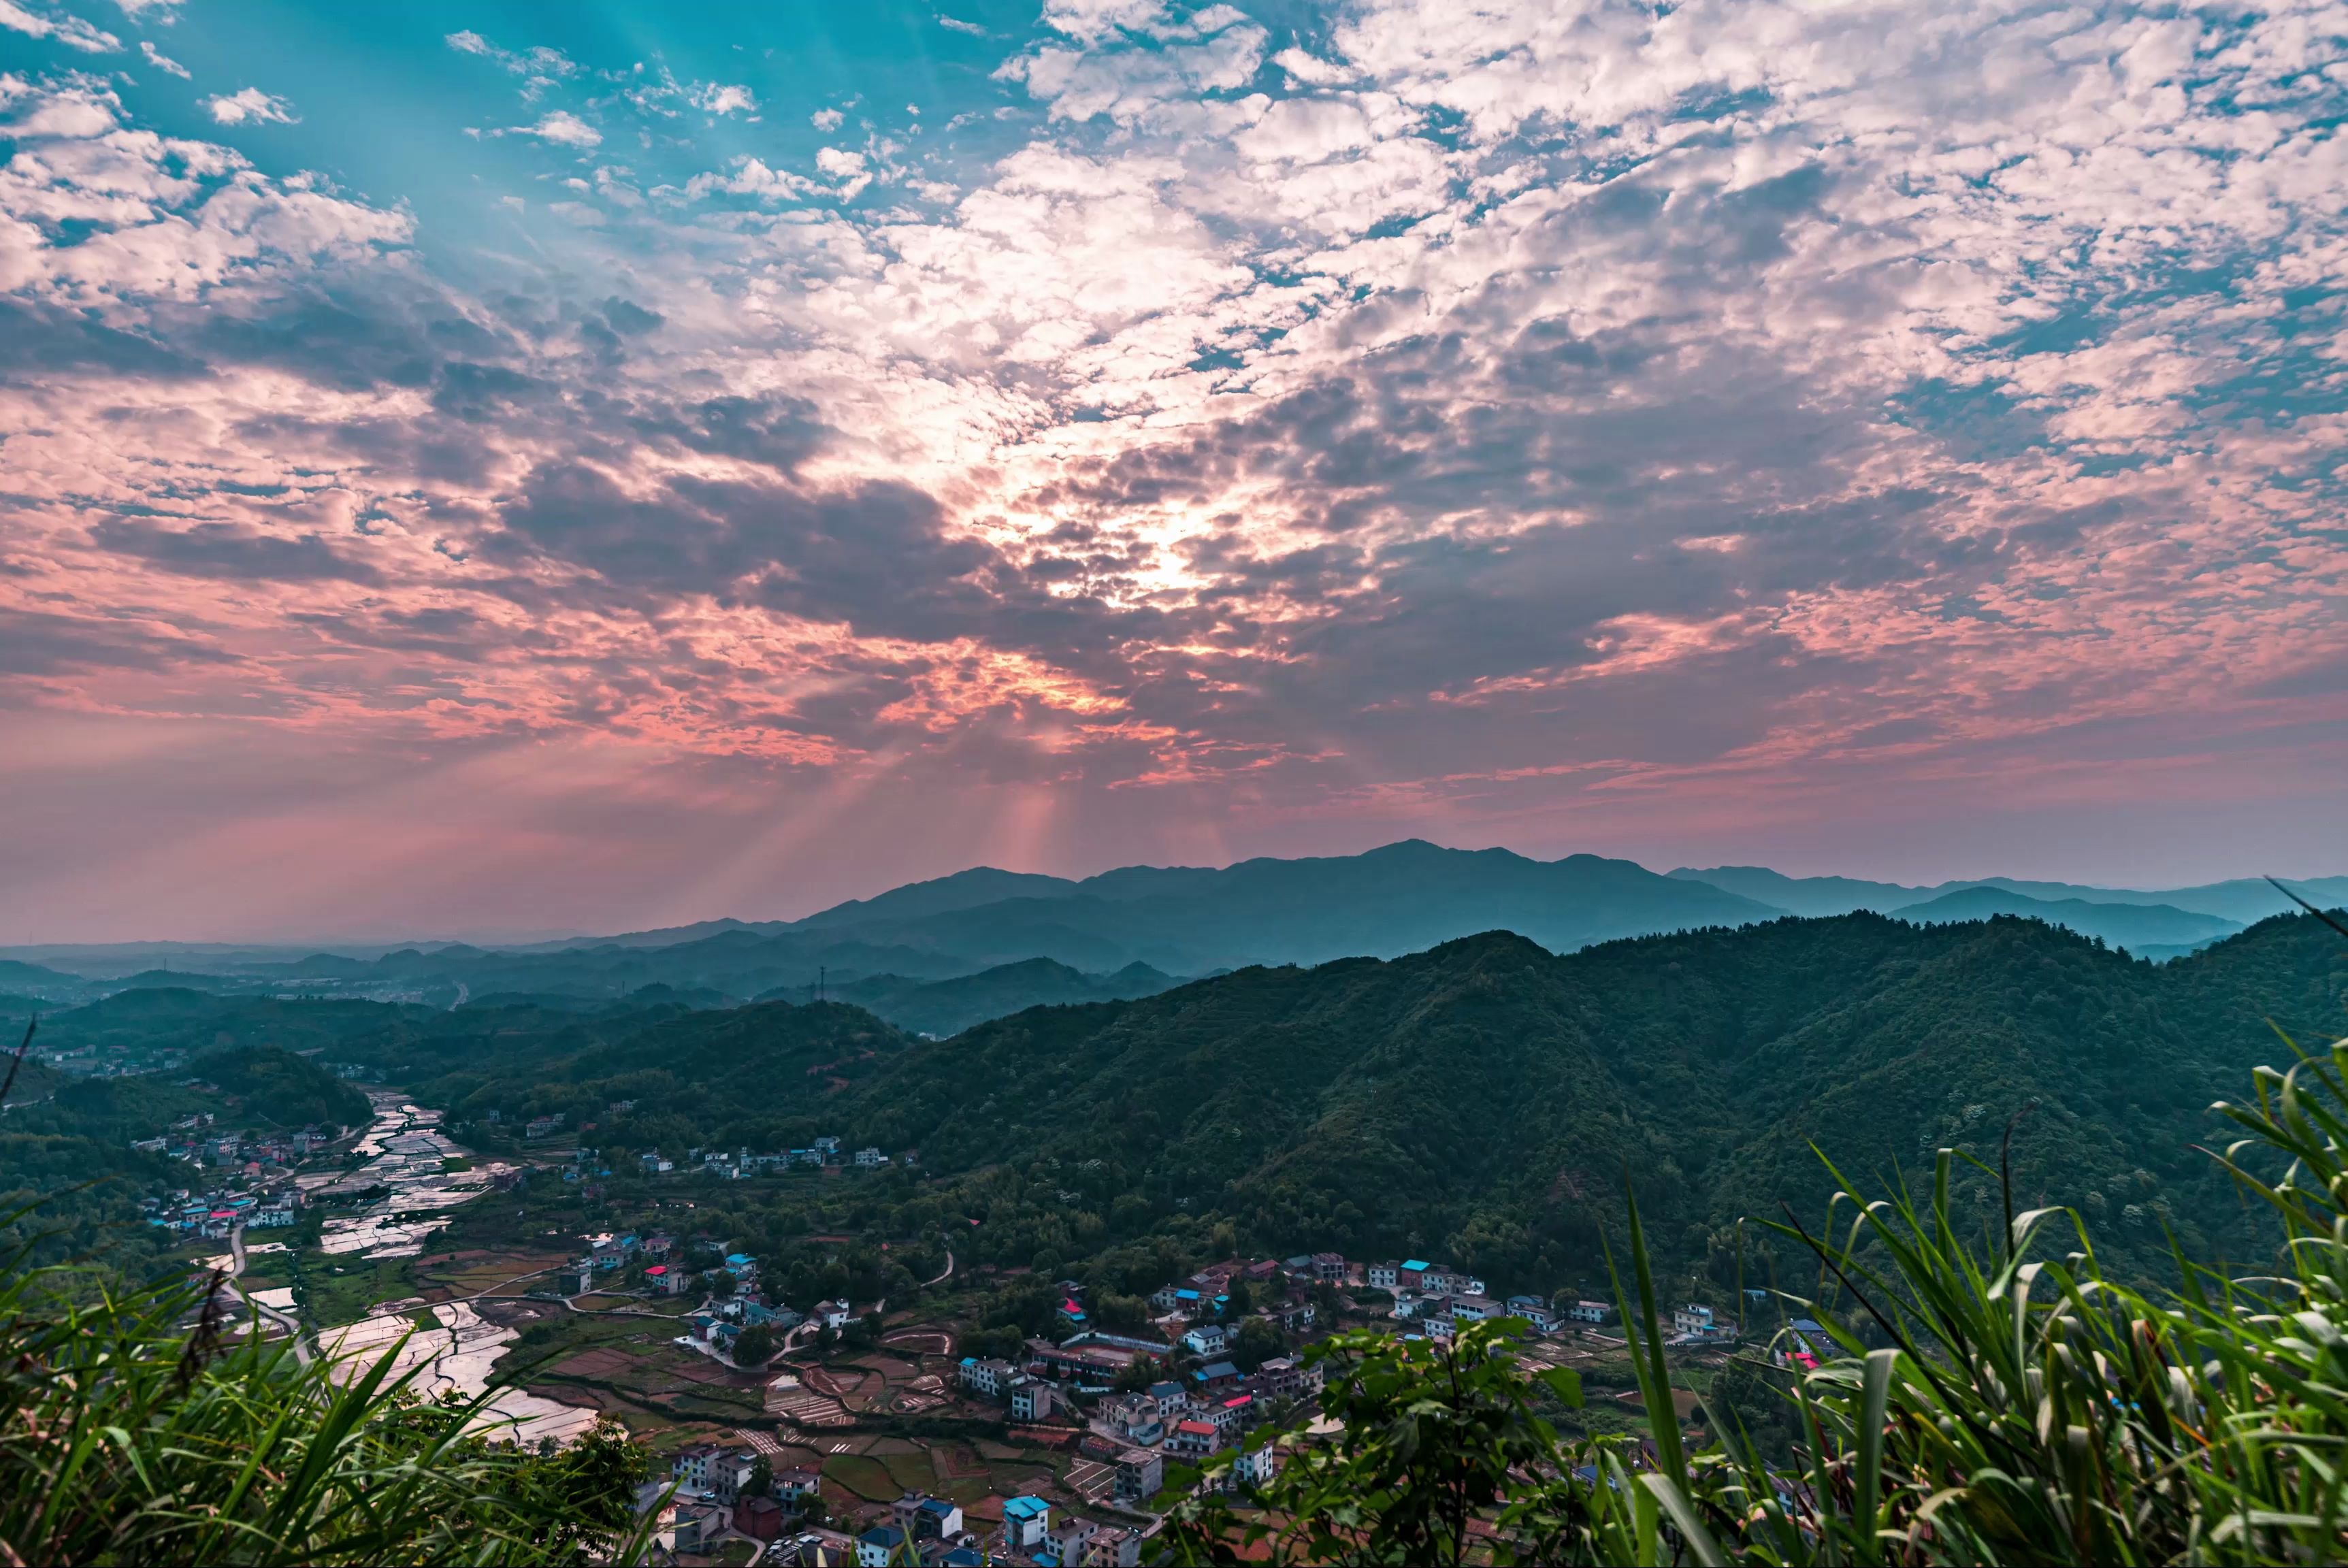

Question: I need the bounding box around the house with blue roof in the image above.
[1002,1494,1051,1550]
[855,1523,906,1567]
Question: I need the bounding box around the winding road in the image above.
[229,1224,313,1365]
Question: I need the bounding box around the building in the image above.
[738,1496,786,1541]
[645,1264,683,1294]
[1002,1494,1052,1550]
[1450,1294,1501,1323]
[1150,1285,1205,1316]
[890,1492,964,1540]
[1025,1339,1136,1384]
[1248,1356,1322,1403]
[855,1524,907,1567]
[812,1298,851,1328]
[1081,1524,1143,1567]
[959,1356,1015,1399]
[1047,1517,1099,1563]
[1165,1419,1222,1458]
[1010,1378,1059,1422]
[659,1501,730,1555]
[1105,1392,1162,1446]
[1367,1260,1401,1290]
[1182,1323,1229,1357]
[1219,1444,1280,1493]
[1673,1304,1716,1337]
[1398,1260,1432,1293]
[1149,1378,1189,1417]
[672,1443,757,1503]
[1192,1359,1241,1394]
[854,1146,887,1168]
[1311,1252,1348,1283]
[1113,1447,1163,1505]
[1567,1300,1613,1324]
[774,1467,823,1506]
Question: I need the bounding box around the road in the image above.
[920,1249,954,1288]
[229,1224,313,1365]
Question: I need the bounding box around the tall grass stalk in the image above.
[0,1215,651,1564]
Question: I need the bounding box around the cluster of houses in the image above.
[141,1184,301,1237]
[131,1118,346,1236]
[687,1137,896,1177]
[653,1445,1137,1567]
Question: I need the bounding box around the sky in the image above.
[0,0,2343,942]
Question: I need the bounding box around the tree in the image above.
[743,1457,772,1499]
[1229,1316,1285,1373]
[733,1324,774,1367]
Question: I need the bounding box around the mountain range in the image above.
[406,905,2348,1294]
[5,845,2341,1044]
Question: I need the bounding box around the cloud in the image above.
[691,82,757,116]
[203,88,297,125]
[518,110,599,148]
[444,29,578,80]
[4,0,2347,924]
[938,14,987,36]
[137,39,186,77]
[0,1,119,52]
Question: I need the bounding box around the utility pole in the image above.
[817,965,826,1004]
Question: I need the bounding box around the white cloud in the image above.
[0,1,120,53]
[444,29,578,80]
[0,80,408,312]
[685,155,817,201]
[520,110,599,148]
[112,0,176,14]
[204,88,297,126]
[811,108,844,131]
[138,39,187,78]
[939,14,986,36]
[691,82,757,116]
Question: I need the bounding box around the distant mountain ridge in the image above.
[1666,864,2348,926]
[6,845,2341,1040]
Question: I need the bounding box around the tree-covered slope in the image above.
[419,909,2346,1296]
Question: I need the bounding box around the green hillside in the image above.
[408,910,2347,1299]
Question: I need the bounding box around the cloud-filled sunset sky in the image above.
[1,0,2343,941]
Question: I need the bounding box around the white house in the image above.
[1002,1495,1052,1550]
[1183,1323,1229,1357]
[1673,1304,1716,1337]
[1567,1300,1613,1324]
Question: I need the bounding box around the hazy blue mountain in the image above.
[1665,866,1928,916]
[1961,876,2348,926]
[792,866,1087,930]
[780,841,1780,973]
[0,959,89,1001]
[1669,866,2348,925]
[1895,887,2240,951]
[797,957,1186,1037]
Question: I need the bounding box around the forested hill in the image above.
[431,910,2347,1295]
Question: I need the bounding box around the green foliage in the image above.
[1167,1015,2348,1566]
[391,911,2348,1301]
[732,1323,774,1367]
[189,1045,372,1130]
[0,1232,652,1563]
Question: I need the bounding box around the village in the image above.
[131,1103,1795,1567]
[606,1232,1790,1567]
